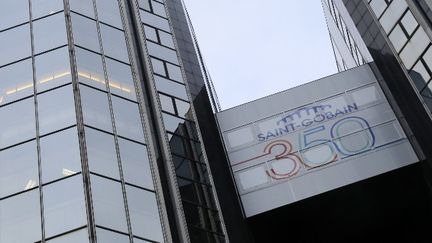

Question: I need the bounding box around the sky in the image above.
[183,0,338,109]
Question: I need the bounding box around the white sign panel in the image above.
[217,66,418,217]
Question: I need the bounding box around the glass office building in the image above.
[0,0,234,242]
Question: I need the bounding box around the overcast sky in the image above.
[183,0,338,109]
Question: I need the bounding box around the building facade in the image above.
[0,0,236,242]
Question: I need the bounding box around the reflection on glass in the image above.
[33,13,67,54]
[126,185,163,241]
[86,128,120,179]
[37,85,76,135]
[32,0,64,20]
[35,47,72,92]
[80,85,113,132]
[96,228,130,243]
[0,190,42,243]
[159,93,174,113]
[0,140,38,198]
[0,97,36,148]
[151,1,167,18]
[175,99,190,118]
[43,175,87,238]
[158,31,174,48]
[140,10,170,32]
[106,58,136,100]
[0,24,31,66]
[154,75,188,100]
[100,24,129,63]
[112,96,145,142]
[40,127,81,183]
[147,42,179,65]
[0,0,28,31]
[46,228,89,243]
[166,63,183,82]
[75,47,106,91]
[91,175,128,233]
[0,58,33,105]
[118,138,154,190]
[144,25,158,42]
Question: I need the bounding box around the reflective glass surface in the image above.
[46,228,89,243]
[33,13,67,54]
[95,0,123,29]
[35,47,72,92]
[100,24,129,63]
[80,85,113,132]
[0,24,31,66]
[32,0,64,20]
[0,0,28,31]
[112,96,145,142]
[69,0,95,18]
[71,13,100,52]
[75,47,106,91]
[96,228,130,243]
[0,58,33,105]
[106,58,136,100]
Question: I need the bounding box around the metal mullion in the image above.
[62,0,96,242]
[28,0,46,242]
[90,1,134,242]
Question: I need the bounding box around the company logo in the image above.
[257,103,358,142]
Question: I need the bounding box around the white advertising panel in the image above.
[216,65,418,217]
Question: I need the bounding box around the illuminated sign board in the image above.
[216,65,418,217]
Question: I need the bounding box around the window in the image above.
[119,138,154,190]
[158,31,175,49]
[154,75,189,100]
[0,24,31,66]
[37,85,76,135]
[43,175,87,238]
[166,63,183,83]
[75,47,106,91]
[100,24,129,63]
[151,1,167,18]
[126,185,163,241]
[69,0,95,19]
[0,190,42,243]
[32,0,64,20]
[144,25,158,42]
[139,10,170,32]
[0,0,29,31]
[35,47,72,92]
[46,228,89,243]
[95,0,123,29]
[85,128,120,180]
[33,13,67,54]
[91,175,128,233]
[0,140,38,198]
[112,96,145,142]
[80,85,113,132]
[147,42,179,65]
[71,13,100,52]
[0,97,36,148]
[96,228,130,243]
[40,127,81,184]
[106,58,136,100]
[0,58,33,105]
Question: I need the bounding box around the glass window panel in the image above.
[0,97,35,148]
[40,127,81,183]
[134,238,151,243]
[175,99,190,118]
[139,0,151,11]
[225,126,255,149]
[144,25,158,42]
[154,75,189,100]
[370,0,386,17]
[106,58,136,100]
[0,58,33,105]
[159,93,175,113]
[158,30,174,48]
[75,47,106,91]
[100,24,129,63]
[139,10,170,32]
[85,127,120,179]
[0,190,41,243]
[33,13,67,54]
[0,141,38,198]
[35,47,72,92]
[95,0,123,29]
[237,165,270,190]
[46,229,89,243]
[69,0,95,18]
[422,46,432,69]
[173,155,209,184]
[379,0,408,33]
[0,0,28,30]
[91,175,128,233]
[401,11,418,36]
[80,85,113,132]
[32,0,64,20]
[147,42,179,64]
[151,1,167,18]
[411,61,430,85]
[43,175,87,238]
[0,24,31,66]
[351,85,381,107]
[38,85,76,135]
[400,28,430,69]
[112,96,145,142]
[71,13,100,52]
[166,63,183,82]
[388,25,407,52]
[96,228,130,243]
[151,58,166,76]
[118,138,154,190]
[162,112,186,133]
[126,185,163,241]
